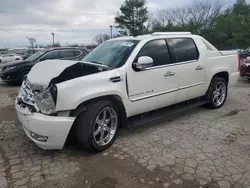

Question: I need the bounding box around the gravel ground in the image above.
[0,78,250,188]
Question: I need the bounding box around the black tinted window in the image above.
[171,38,199,63]
[60,50,75,58]
[41,51,59,60]
[138,39,170,66]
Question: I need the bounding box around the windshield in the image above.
[82,40,139,68]
[26,50,46,61]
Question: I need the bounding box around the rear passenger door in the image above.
[168,38,206,101]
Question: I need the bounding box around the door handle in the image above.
[164,71,175,77]
[196,65,204,70]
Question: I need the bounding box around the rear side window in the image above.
[41,51,59,60]
[138,39,171,67]
[60,50,75,58]
[171,38,199,63]
[74,50,81,56]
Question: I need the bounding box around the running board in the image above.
[126,99,209,128]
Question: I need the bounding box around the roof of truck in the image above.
[110,32,195,41]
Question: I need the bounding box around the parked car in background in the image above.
[15,32,239,151]
[0,54,22,63]
[238,49,250,60]
[240,56,250,81]
[0,47,88,84]
[22,49,43,60]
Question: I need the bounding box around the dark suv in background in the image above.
[0,47,88,84]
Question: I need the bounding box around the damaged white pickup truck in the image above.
[16,32,239,152]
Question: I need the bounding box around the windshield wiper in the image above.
[89,61,114,70]
[89,61,103,65]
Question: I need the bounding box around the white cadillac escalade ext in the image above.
[15,32,239,152]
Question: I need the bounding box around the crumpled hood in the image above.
[27,60,78,87]
[27,59,108,89]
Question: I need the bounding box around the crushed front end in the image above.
[15,78,75,150]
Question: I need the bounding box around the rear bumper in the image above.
[15,101,75,150]
[240,71,250,78]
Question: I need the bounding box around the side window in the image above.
[171,38,199,63]
[74,50,81,56]
[60,50,75,58]
[138,39,171,67]
[40,51,59,61]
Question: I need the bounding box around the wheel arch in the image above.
[70,94,127,120]
[212,71,229,84]
[67,95,127,142]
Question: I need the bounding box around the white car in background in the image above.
[0,54,23,63]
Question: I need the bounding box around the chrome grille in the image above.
[18,80,39,112]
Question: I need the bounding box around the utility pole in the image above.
[109,25,114,39]
[133,8,138,36]
[51,32,55,46]
[72,29,75,44]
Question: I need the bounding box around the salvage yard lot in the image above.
[0,79,250,188]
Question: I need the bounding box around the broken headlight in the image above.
[34,88,56,115]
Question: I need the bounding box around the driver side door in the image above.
[127,39,180,116]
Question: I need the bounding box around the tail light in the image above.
[238,54,240,71]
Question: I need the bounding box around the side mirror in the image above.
[133,56,153,70]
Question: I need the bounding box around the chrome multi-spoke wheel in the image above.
[212,81,226,106]
[204,77,228,109]
[93,107,118,146]
[76,100,120,152]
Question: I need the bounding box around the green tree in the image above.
[203,0,250,49]
[115,0,148,36]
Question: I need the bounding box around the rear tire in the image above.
[15,58,20,61]
[76,100,119,152]
[204,77,228,109]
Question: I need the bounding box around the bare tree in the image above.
[161,0,226,32]
[156,9,172,27]
[26,37,36,52]
[93,34,110,45]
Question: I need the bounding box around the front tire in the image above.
[76,100,119,152]
[19,71,29,85]
[204,77,228,109]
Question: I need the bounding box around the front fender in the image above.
[55,70,129,112]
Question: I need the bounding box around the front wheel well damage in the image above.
[66,95,127,143]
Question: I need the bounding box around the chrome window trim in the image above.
[143,60,198,71]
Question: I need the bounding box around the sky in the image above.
[0,0,245,48]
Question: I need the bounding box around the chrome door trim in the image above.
[131,82,204,102]
[179,82,204,90]
[131,88,178,102]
